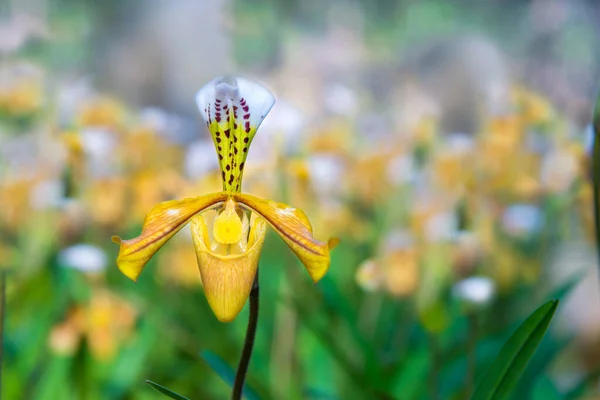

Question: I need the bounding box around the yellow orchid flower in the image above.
[113,77,337,322]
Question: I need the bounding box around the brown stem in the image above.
[232,271,259,400]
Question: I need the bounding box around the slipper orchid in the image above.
[113,77,338,322]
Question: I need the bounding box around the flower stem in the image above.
[0,271,6,400]
[232,271,259,400]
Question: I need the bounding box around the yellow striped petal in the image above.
[232,193,338,283]
[191,214,266,322]
[112,193,227,282]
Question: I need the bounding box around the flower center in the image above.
[213,199,243,244]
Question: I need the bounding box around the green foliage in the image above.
[146,380,190,400]
[471,300,559,400]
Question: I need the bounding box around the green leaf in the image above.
[32,356,73,400]
[201,350,262,400]
[289,295,371,396]
[471,300,558,400]
[318,277,381,380]
[103,320,157,398]
[513,335,569,397]
[146,380,190,400]
[303,387,340,399]
[390,346,430,400]
[532,376,562,400]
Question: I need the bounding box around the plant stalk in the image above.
[232,272,259,400]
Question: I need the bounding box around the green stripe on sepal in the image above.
[471,300,558,400]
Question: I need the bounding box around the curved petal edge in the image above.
[233,193,337,283]
[112,193,227,282]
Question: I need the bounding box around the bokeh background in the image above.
[2,0,600,398]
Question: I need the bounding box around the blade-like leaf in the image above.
[303,387,340,399]
[471,300,558,400]
[103,321,157,398]
[532,376,562,400]
[513,335,570,397]
[146,380,190,400]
